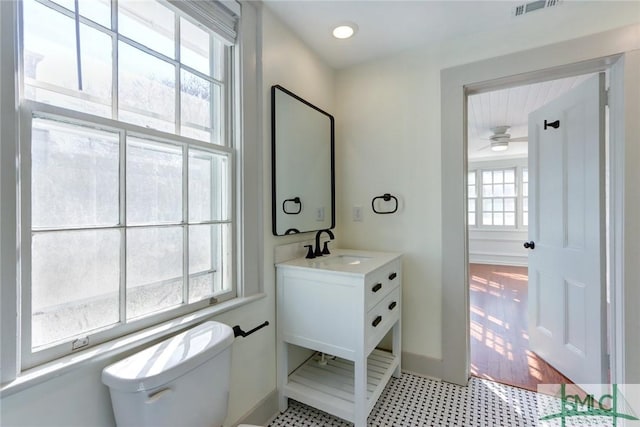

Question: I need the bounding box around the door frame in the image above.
[441,25,640,387]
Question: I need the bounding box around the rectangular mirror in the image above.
[271,85,335,236]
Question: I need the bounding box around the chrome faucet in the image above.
[314,229,335,257]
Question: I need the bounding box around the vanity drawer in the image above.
[366,287,401,354]
[365,259,401,311]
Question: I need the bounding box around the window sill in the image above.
[0,293,266,397]
[468,227,528,232]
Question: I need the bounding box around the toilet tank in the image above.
[102,321,234,427]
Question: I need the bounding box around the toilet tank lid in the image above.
[101,321,234,392]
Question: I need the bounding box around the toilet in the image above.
[102,321,261,427]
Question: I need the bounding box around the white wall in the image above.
[0,3,337,427]
[336,57,444,360]
[335,16,640,368]
[260,4,337,376]
[468,229,528,267]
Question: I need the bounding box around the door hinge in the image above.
[605,89,609,107]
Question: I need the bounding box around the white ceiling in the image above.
[262,1,638,161]
[264,0,516,68]
[263,0,640,70]
[467,73,592,160]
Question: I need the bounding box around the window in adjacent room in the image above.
[468,165,528,230]
[481,168,516,227]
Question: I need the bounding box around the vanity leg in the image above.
[277,340,289,412]
[353,358,367,427]
[392,319,402,378]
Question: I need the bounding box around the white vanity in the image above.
[276,249,402,427]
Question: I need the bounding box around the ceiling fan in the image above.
[480,126,528,152]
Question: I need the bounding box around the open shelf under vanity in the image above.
[284,349,400,423]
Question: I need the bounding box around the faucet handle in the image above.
[304,245,315,259]
[322,241,331,255]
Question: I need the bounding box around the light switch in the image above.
[316,207,325,221]
[353,205,363,222]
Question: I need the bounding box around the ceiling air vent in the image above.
[513,0,562,17]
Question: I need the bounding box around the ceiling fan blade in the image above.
[509,136,528,142]
[478,144,492,151]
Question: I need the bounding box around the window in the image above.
[22,0,226,143]
[16,0,240,368]
[468,165,528,230]
[481,169,516,226]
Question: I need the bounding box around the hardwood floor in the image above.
[469,263,573,393]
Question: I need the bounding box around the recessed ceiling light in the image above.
[332,23,357,39]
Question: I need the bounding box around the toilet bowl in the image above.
[102,321,261,427]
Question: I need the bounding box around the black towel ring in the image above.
[372,193,398,214]
[282,197,302,215]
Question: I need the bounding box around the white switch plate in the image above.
[353,205,363,222]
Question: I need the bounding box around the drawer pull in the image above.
[372,316,382,327]
[372,283,382,293]
[388,301,397,311]
[388,272,397,280]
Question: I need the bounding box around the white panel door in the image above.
[527,73,607,385]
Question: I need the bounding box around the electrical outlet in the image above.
[353,205,363,222]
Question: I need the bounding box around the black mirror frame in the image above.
[271,85,335,236]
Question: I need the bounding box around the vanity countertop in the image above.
[276,248,402,276]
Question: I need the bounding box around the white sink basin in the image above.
[277,249,401,275]
[322,254,372,265]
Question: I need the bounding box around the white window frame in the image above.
[468,158,528,230]
[20,0,230,144]
[20,101,236,368]
[1,0,248,378]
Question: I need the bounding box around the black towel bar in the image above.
[233,321,269,338]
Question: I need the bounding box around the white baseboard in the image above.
[232,389,279,427]
[401,351,443,380]
[469,252,527,267]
